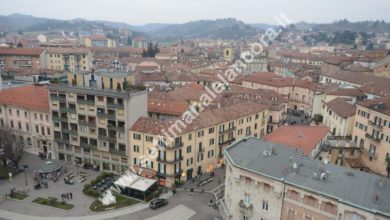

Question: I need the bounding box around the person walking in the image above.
[70,192,72,199]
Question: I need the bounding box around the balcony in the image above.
[52,115,60,122]
[221,126,236,133]
[61,127,69,133]
[169,142,184,148]
[368,121,382,130]
[365,133,381,143]
[156,156,184,164]
[69,129,78,135]
[107,103,124,109]
[109,148,126,156]
[239,200,253,210]
[77,99,95,106]
[107,114,116,120]
[54,137,70,145]
[218,138,236,146]
[59,106,68,113]
[59,117,68,123]
[50,95,66,102]
[97,112,107,118]
[68,108,76,114]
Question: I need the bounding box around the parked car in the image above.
[150,198,168,210]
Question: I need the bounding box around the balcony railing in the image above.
[156,156,184,164]
[54,137,70,145]
[360,146,378,159]
[218,138,236,146]
[50,95,66,102]
[239,200,253,210]
[221,126,236,133]
[97,112,107,118]
[109,148,126,156]
[77,99,95,106]
[365,133,381,143]
[368,121,382,130]
[107,103,124,109]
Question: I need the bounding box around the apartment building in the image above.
[129,102,268,187]
[48,71,147,173]
[42,48,92,73]
[0,84,55,159]
[223,137,390,220]
[0,48,45,70]
[352,98,390,176]
[322,98,356,137]
[242,72,318,116]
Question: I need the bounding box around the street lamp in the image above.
[23,164,28,186]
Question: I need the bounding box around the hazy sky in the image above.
[1,0,390,25]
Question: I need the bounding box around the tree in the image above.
[17,42,23,48]
[0,127,24,169]
[142,42,160,58]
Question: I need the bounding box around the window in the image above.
[188,133,192,140]
[209,127,214,134]
[197,130,204,137]
[263,183,270,192]
[16,110,20,117]
[24,111,28,118]
[133,133,141,140]
[304,195,317,207]
[209,138,214,145]
[133,145,140,153]
[243,193,250,205]
[186,146,191,153]
[262,200,269,211]
[145,136,153,142]
[324,202,336,214]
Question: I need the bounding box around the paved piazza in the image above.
[0,153,221,220]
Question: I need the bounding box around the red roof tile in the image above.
[0,84,49,112]
[265,125,330,155]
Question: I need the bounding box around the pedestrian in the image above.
[66,193,69,199]
[70,192,72,199]
[61,194,64,200]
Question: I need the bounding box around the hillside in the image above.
[151,18,261,41]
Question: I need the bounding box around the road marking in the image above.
[145,204,196,220]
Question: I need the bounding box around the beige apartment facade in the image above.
[242,73,317,115]
[0,85,55,159]
[43,48,92,73]
[48,71,147,173]
[352,98,390,176]
[223,137,390,220]
[322,98,356,137]
[130,103,268,187]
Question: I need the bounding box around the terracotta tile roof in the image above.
[131,102,269,135]
[265,125,330,155]
[0,48,45,56]
[243,72,318,90]
[325,98,356,118]
[325,88,366,97]
[323,55,353,65]
[148,99,189,116]
[0,84,49,112]
[357,97,390,116]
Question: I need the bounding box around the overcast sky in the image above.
[1,0,389,25]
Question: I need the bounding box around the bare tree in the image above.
[0,127,24,169]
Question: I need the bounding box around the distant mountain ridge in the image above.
[1,14,390,41]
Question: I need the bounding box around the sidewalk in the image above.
[178,167,226,192]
